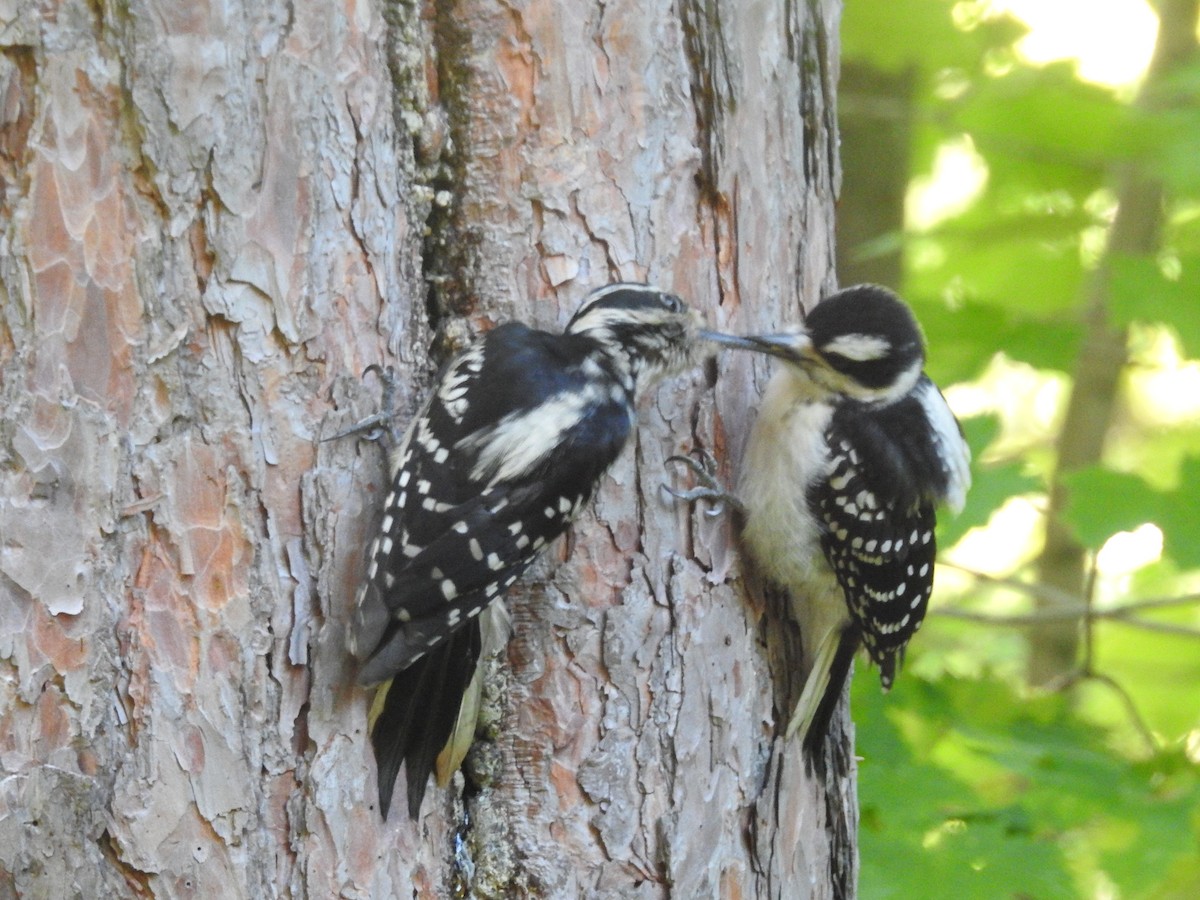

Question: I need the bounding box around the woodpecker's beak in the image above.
[701,329,815,363]
[741,332,815,362]
[698,329,765,351]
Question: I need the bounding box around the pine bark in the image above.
[0,1,848,896]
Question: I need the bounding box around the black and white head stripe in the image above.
[804,284,925,398]
[565,282,687,331]
[565,283,700,385]
[726,285,927,405]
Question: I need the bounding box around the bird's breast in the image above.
[738,374,834,591]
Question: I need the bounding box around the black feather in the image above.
[810,391,944,685]
[801,624,861,780]
[351,285,694,819]
[370,622,481,819]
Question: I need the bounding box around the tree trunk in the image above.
[836,61,913,288]
[0,0,847,896]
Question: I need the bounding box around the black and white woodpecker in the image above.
[349,283,732,819]
[670,284,971,769]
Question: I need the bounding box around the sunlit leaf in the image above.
[1088,623,1200,741]
[1109,254,1200,356]
[855,673,1200,900]
[939,416,1041,548]
[914,295,1080,380]
[1061,457,1200,568]
[1060,467,1158,549]
[842,0,1026,76]
[1156,456,1200,568]
[907,224,1087,317]
[856,676,1075,899]
[956,64,1130,169]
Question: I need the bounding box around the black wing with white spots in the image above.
[350,283,701,819]
[354,323,633,680]
[706,286,973,776]
[811,382,955,688]
[352,324,634,818]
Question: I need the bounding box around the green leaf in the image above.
[855,676,1077,899]
[906,222,1087,319]
[955,64,1130,170]
[1157,456,1200,567]
[1059,456,1200,566]
[854,672,1200,900]
[842,0,1026,76]
[1109,254,1200,357]
[913,295,1081,380]
[1059,467,1159,549]
[1088,622,1200,741]
[1125,64,1200,193]
[938,416,1041,548]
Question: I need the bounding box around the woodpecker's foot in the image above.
[326,364,404,444]
[662,451,743,516]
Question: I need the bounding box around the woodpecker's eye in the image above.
[662,294,685,314]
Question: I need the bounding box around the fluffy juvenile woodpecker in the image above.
[350,283,716,819]
[672,284,970,771]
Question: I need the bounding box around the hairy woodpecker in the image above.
[670,284,970,770]
[349,283,730,819]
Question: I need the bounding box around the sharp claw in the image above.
[662,483,721,507]
[362,363,388,380]
[323,413,388,442]
[325,365,404,444]
[662,450,740,515]
[667,451,710,480]
[665,453,718,486]
[665,454,702,475]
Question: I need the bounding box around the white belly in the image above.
[738,370,849,662]
[738,373,833,593]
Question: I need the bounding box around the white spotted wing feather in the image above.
[352,322,633,685]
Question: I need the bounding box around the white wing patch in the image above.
[915,379,971,513]
[458,386,603,485]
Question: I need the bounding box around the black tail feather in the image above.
[801,625,860,781]
[370,621,482,819]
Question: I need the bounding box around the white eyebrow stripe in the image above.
[822,333,892,362]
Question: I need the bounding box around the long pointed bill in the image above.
[742,332,813,359]
[698,329,766,351]
[701,329,813,361]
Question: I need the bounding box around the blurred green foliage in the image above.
[841,1,1200,897]
[855,674,1200,899]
